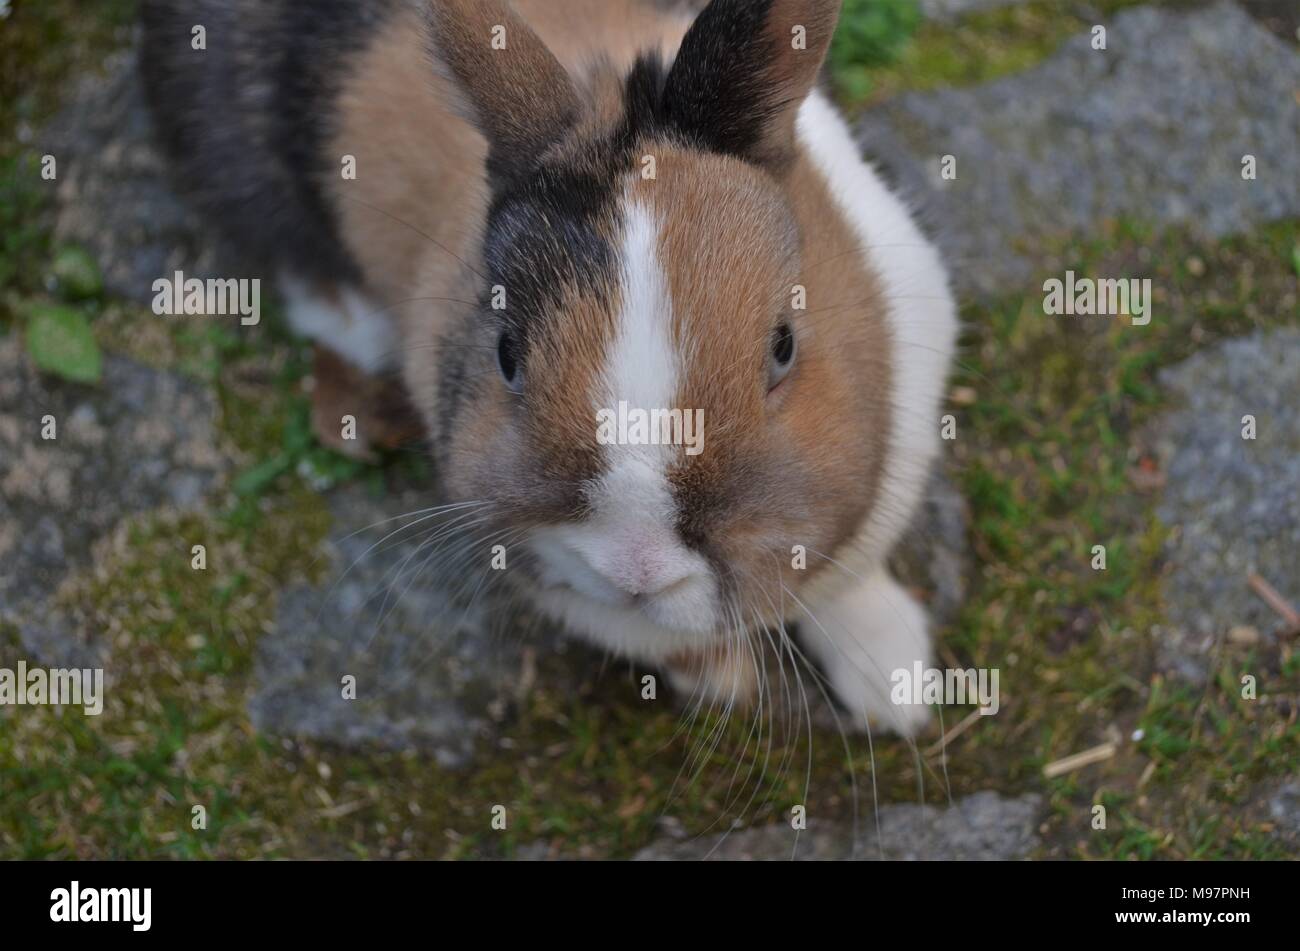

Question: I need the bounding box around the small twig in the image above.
[317,800,366,820]
[1247,573,1300,635]
[1042,741,1118,779]
[924,707,984,758]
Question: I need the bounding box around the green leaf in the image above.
[50,246,103,299]
[232,454,291,497]
[25,303,102,383]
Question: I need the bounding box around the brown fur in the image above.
[327,6,488,353]
[753,0,839,167]
[310,345,424,461]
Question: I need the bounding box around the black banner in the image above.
[0,859,1286,939]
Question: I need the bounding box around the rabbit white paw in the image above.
[800,568,935,737]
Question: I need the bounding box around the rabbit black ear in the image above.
[425,0,580,186]
[662,0,841,170]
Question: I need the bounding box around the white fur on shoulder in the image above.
[280,273,398,373]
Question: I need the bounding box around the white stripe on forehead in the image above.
[601,199,677,421]
[591,196,678,518]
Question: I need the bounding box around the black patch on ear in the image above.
[660,0,784,162]
[621,52,673,136]
[613,0,802,167]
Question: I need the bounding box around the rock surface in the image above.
[1269,778,1300,841]
[43,47,236,306]
[0,337,226,666]
[633,791,1043,859]
[857,2,1300,297]
[890,471,969,628]
[249,484,576,768]
[1151,329,1300,682]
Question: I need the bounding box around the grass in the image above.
[0,0,138,371]
[1,0,1297,860]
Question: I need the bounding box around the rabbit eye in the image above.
[497,330,523,393]
[767,322,796,390]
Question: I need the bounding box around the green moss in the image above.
[0,0,138,320]
[0,482,332,857]
[830,0,924,103]
[0,0,138,144]
[0,154,54,310]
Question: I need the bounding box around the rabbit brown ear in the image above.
[425,0,580,185]
[662,0,841,170]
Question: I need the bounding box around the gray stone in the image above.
[1269,779,1300,839]
[247,484,585,768]
[0,337,226,667]
[856,2,1300,298]
[1153,329,1300,682]
[42,46,237,306]
[633,791,1043,859]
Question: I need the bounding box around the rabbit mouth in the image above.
[525,573,725,659]
[543,575,717,635]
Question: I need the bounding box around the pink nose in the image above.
[581,547,694,600]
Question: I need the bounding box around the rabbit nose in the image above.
[580,545,695,600]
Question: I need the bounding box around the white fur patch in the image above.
[798,565,934,735]
[279,272,398,373]
[604,202,679,429]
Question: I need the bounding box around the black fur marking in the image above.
[660,0,785,162]
[140,0,398,286]
[481,154,627,378]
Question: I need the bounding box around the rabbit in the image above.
[141,0,958,736]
